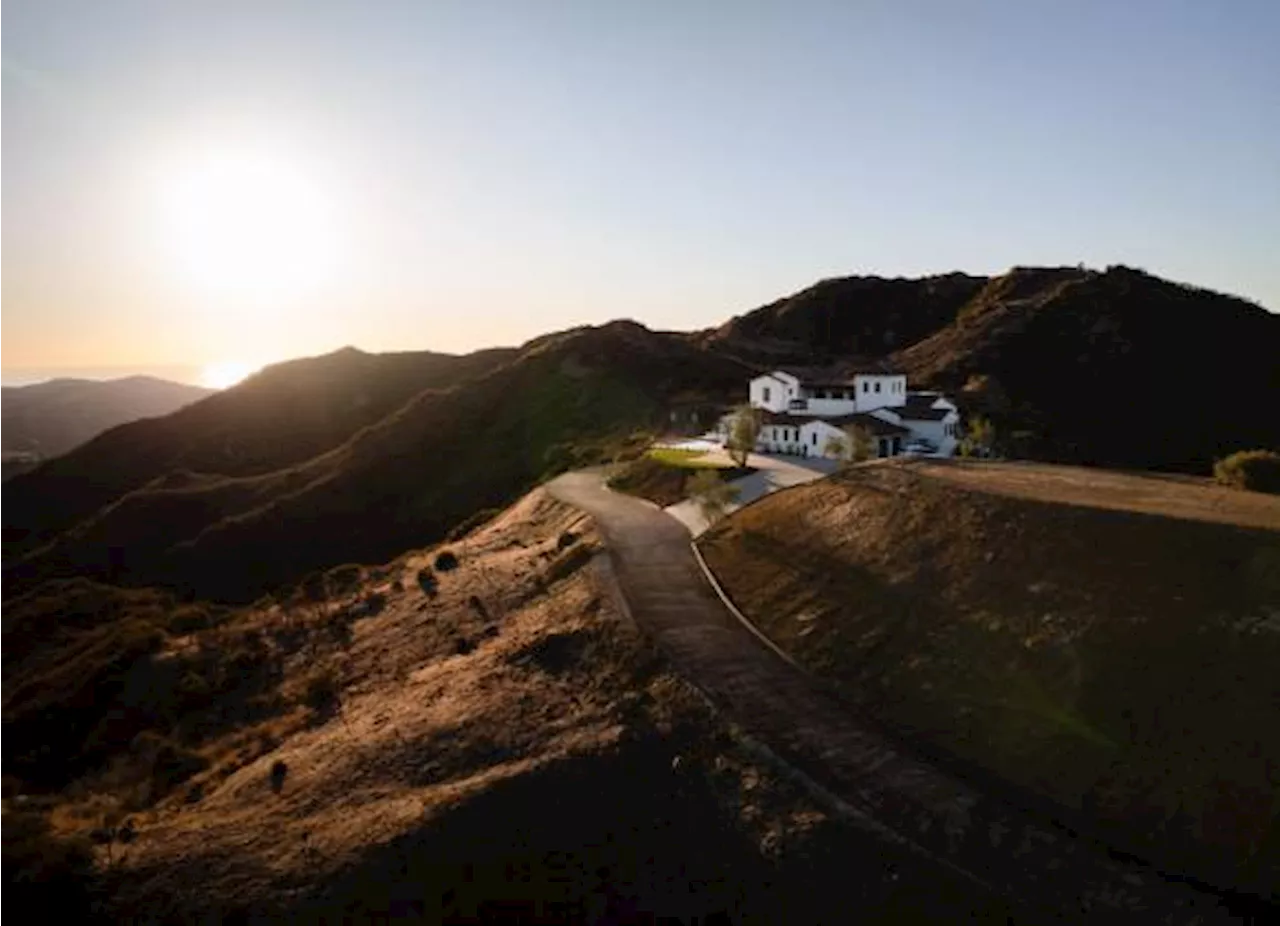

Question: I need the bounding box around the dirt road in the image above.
[548,470,1248,923]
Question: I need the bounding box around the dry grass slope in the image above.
[5,486,1011,923]
[699,460,1280,894]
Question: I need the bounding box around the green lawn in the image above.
[646,447,723,468]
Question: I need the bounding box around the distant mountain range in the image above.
[5,265,1277,602]
[1,376,213,478]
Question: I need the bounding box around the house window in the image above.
[811,432,817,445]
[763,386,771,403]
[862,382,869,393]
[874,382,882,393]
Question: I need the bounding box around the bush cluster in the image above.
[1214,450,1280,494]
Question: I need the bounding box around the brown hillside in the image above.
[894,265,1280,471]
[699,460,1280,893]
[8,322,750,602]
[3,489,1005,924]
[2,376,212,459]
[2,345,516,547]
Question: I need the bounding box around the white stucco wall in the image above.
[851,374,908,411]
[901,411,961,456]
[758,421,809,455]
[800,419,849,457]
[749,373,801,412]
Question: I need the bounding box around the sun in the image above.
[158,144,340,305]
[201,360,258,390]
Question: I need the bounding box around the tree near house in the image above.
[687,469,740,525]
[843,423,877,463]
[822,434,848,461]
[725,405,761,467]
[960,415,997,458]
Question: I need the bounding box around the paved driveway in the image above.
[665,450,839,536]
[546,470,1239,923]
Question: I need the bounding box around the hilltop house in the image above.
[724,366,960,459]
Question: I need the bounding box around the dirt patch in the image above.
[700,461,1280,893]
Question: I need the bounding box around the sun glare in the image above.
[158,145,340,304]
[202,360,258,390]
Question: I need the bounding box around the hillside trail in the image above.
[547,470,1247,924]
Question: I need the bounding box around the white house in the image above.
[727,366,960,459]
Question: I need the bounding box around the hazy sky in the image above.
[4,0,1278,384]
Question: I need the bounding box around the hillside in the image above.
[3,489,1002,923]
[7,322,750,602]
[2,376,212,462]
[893,266,1280,471]
[701,271,987,363]
[2,345,516,547]
[698,460,1280,895]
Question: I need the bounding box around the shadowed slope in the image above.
[3,345,516,546]
[8,322,749,601]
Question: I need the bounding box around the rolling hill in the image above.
[2,375,212,463]
[6,322,748,601]
[4,265,1276,604]
[894,265,1280,471]
[2,345,516,547]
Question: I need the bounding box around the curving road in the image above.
[548,470,1245,924]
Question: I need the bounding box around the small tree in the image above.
[960,416,996,458]
[725,405,761,467]
[687,470,740,525]
[822,434,848,461]
[844,424,876,462]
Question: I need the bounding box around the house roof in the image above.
[770,360,904,385]
[760,411,810,427]
[894,394,955,421]
[808,413,911,437]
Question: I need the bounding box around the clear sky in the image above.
[4,0,1278,386]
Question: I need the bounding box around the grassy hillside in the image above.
[8,322,749,602]
[2,345,516,547]
[2,376,212,460]
[894,265,1280,471]
[3,489,1006,923]
[699,460,1280,893]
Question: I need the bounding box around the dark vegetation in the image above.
[701,271,988,362]
[607,454,754,507]
[700,463,1280,896]
[2,375,212,461]
[1216,449,1280,494]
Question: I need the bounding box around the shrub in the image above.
[325,564,364,596]
[434,550,460,572]
[1214,450,1280,494]
[303,670,341,714]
